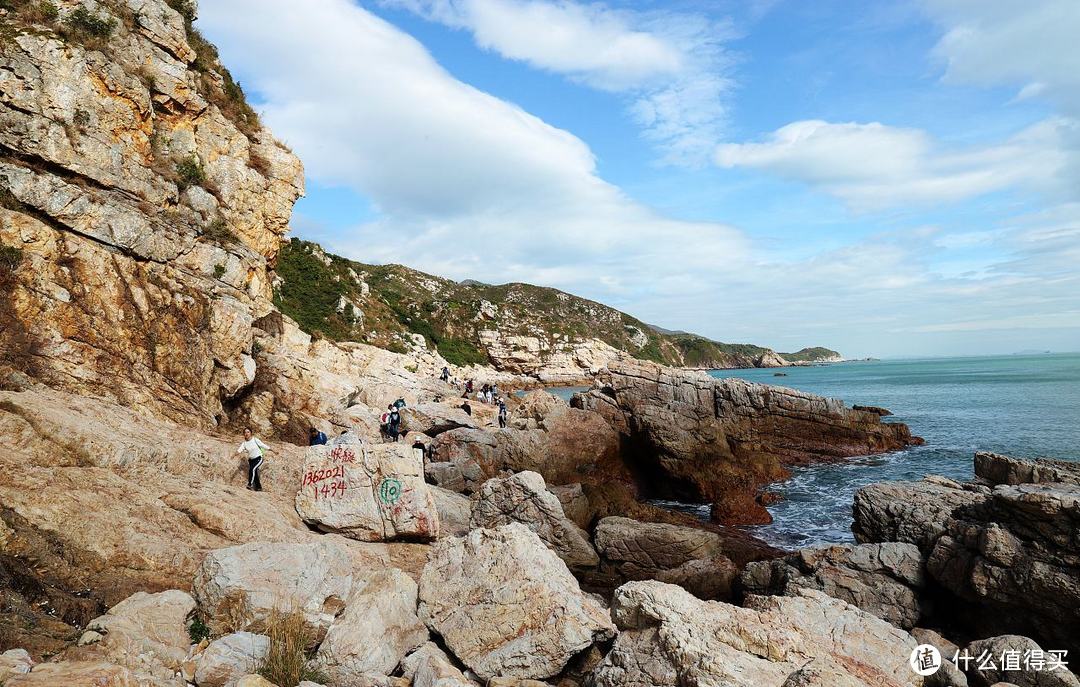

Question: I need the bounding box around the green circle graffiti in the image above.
[379,477,402,505]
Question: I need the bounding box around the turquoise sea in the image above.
[708,353,1080,548]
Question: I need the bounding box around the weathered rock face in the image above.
[0,0,303,429]
[469,471,598,570]
[428,403,621,493]
[295,435,439,542]
[592,581,922,687]
[741,543,926,629]
[477,331,626,383]
[592,516,737,600]
[417,524,616,681]
[852,452,1080,654]
[61,590,194,684]
[315,568,429,684]
[575,360,921,525]
[192,540,352,637]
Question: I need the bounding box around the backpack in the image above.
[380,412,390,425]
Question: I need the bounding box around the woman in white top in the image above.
[236,428,269,491]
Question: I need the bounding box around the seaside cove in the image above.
[0,1,1078,686]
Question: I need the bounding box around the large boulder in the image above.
[315,569,429,684]
[575,360,920,525]
[417,524,616,681]
[429,404,621,491]
[295,435,439,542]
[593,516,737,600]
[470,471,598,569]
[400,403,477,436]
[592,581,921,687]
[192,540,352,637]
[194,632,270,687]
[71,590,196,681]
[741,542,926,629]
[853,453,1080,653]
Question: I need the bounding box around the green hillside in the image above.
[272,239,839,369]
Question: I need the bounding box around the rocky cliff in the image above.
[0,0,303,429]
[575,359,921,525]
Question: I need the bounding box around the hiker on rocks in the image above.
[236,428,268,491]
[387,404,402,442]
[440,366,450,382]
[412,437,427,462]
[308,426,328,446]
[498,399,508,428]
[465,379,474,394]
[461,400,472,416]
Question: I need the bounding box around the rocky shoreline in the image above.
[1,1,1077,684]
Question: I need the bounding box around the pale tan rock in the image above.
[194,632,269,687]
[431,486,472,537]
[67,589,195,682]
[5,661,137,686]
[470,471,598,569]
[0,649,34,682]
[192,540,352,637]
[294,436,439,542]
[418,524,616,681]
[592,581,921,687]
[401,642,479,687]
[315,569,429,683]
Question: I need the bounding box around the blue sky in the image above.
[199,0,1080,358]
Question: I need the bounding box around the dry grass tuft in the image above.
[258,607,326,687]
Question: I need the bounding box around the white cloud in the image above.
[923,0,1080,113]
[198,0,747,302]
[714,118,1076,210]
[382,0,735,164]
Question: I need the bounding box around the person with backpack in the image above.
[440,366,450,382]
[498,399,508,428]
[461,400,472,416]
[388,405,402,442]
[308,426,328,446]
[379,405,392,441]
[236,428,269,491]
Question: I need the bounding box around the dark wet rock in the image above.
[740,542,926,629]
[853,452,1080,655]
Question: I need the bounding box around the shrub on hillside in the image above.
[175,156,206,190]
